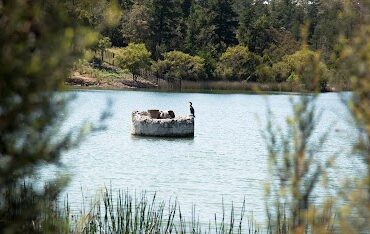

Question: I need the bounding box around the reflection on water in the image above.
[41,90,362,225]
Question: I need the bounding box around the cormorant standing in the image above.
[189,102,195,117]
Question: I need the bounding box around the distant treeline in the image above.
[72,0,367,90]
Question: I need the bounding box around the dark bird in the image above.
[189,102,195,117]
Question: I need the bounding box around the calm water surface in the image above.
[43,90,363,225]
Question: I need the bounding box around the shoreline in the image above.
[66,73,350,94]
[67,85,353,96]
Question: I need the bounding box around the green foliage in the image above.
[94,36,112,51]
[197,50,218,79]
[0,181,70,233]
[65,0,120,29]
[236,0,271,54]
[61,188,261,233]
[265,95,335,232]
[265,3,370,232]
[152,51,205,80]
[91,0,366,89]
[4,0,370,232]
[0,0,114,232]
[271,61,291,82]
[263,28,300,63]
[115,43,152,80]
[184,0,238,56]
[208,0,238,53]
[256,64,274,83]
[216,45,261,80]
[75,59,129,82]
[309,1,346,52]
[271,48,331,91]
[147,0,184,59]
[91,36,112,62]
[185,3,217,56]
[121,2,152,45]
[272,0,305,39]
[336,10,370,232]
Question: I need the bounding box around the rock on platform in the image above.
[131,111,194,137]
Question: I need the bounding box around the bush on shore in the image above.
[152,51,206,81]
[272,48,331,91]
[215,45,262,81]
[115,43,152,81]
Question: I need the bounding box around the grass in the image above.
[68,188,263,234]
[72,51,350,93]
[157,80,348,93]
[71,60,158,89]
[2,183,340,233]
[178,80,303,92]
[74,61,131,82]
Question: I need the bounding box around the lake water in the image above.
[42,90,363,225]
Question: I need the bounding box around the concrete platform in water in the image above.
[131,110,194,137]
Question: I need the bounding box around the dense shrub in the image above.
[256,64,274,83]
[263,28,300,63]
[216,45,261,81]
[115,43,152,81]
[272,61,291,82]
[271,48,331,91]
[0,0,116,232]
[91,36,112,62]
[196,50,217,79]
[152,51,205,80]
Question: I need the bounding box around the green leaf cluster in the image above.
[152,51,205,80]
[115,43,152,79]
[215,45,261,80]
[272,48,331,91]
[0,0,114,232]
[92,0,365,87]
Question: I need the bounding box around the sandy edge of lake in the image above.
[66,72,157,89]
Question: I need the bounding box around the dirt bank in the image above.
[66,72,157,89]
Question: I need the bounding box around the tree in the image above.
[181,0,194,18]
[271,60,291,82]
[65,0,118,29]
[119,0,135,9]
[116,43,152,81]
[92,36,112,63]
[216,45,261,80]
[147,0,183,59]
[309,1,343,54]
[185,2,217,56]
[255,64,274,83]
[152,51,205,80]
[263,28,300,63]
[121,2,153,45]
[0,0,112,232]
[265,95,335,232]
[336,10,370,232]
[272,0,304,39]
[236,0,271,54]
[272,48,331,91]
[307,0,321,43]
[235,0,254,46]
[265,39,340,232]
[102,24,126,47]
[209,0,238,53]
